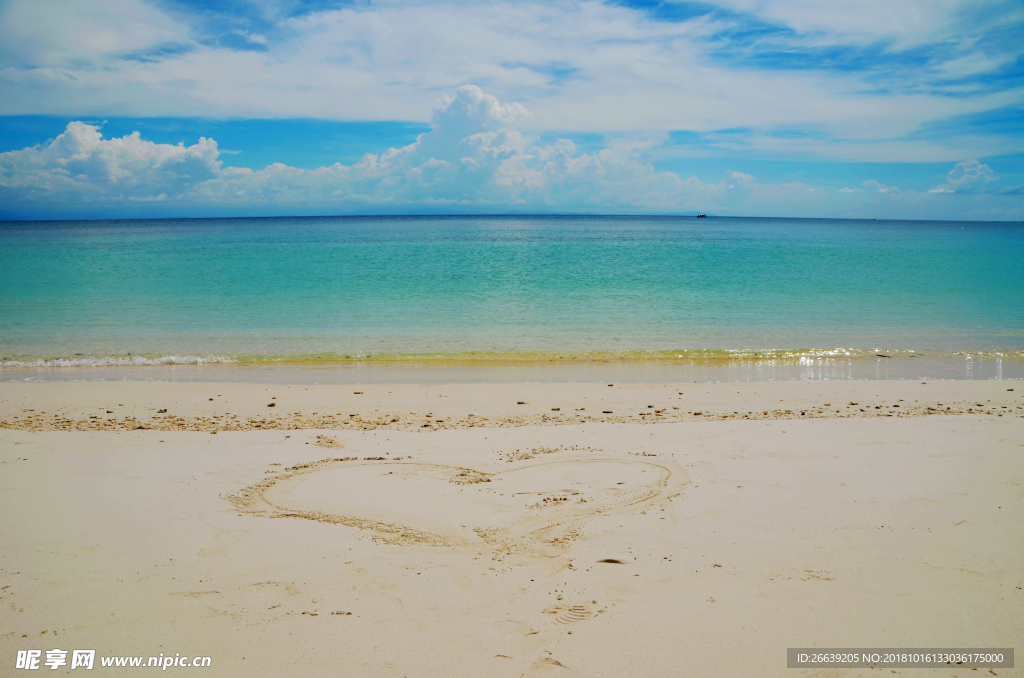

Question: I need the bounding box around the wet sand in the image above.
[1,380,1021,677]
[4,353,1023,385]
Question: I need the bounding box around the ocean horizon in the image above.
[3,214,1022,380]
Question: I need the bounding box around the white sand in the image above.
[1,379,1021,677]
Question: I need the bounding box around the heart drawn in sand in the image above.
[227,455,687,556]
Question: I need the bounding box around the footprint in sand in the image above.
[543,603,602,624]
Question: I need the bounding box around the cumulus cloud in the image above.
[0,86,749,213]
[863,179,901,194]
[3,86,1020,220]
[928,160,997,193]
[0,121,221,204]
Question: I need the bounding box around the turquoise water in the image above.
[1,216,1022,365]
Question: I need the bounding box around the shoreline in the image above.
[5,347,1024,367]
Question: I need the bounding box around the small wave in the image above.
[0,355,236,368]
[3,348,1023,369]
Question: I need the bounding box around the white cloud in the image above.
[710,0,1002,48]
[0,0,190,67]
[187,86,749,211]
[863,179,900,193]
[0,86,737,212]
[1,0,1020,163]
[234,30,268,46]
[940,52,1016,77]
[928,160,997,193]
[0,121,221,204]
[2,86,1020,220]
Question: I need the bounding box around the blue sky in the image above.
[1,0,1022,220]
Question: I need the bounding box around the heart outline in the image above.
[227,455,688,557]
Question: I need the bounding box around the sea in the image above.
[1,215,1022,383]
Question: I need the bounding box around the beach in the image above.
[2,214,1022,675]
[2,378,1021,677]
[5,0,1024,673]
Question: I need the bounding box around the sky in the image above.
[0,0,1022,220]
